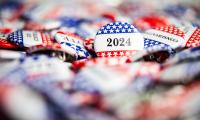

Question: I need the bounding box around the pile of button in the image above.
[0,0,200,120]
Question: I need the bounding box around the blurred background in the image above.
[0,0,200,120]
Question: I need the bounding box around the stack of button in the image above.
[0,0,200,120]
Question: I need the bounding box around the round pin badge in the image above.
[55,31,91,59]
[8,30,53,48]
[144,25,185,49]
[94,21,144,57]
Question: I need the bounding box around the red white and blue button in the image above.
[55,31,91,59]
[94,21,144,57]
[8,30,52,48]
[144,25,185,49]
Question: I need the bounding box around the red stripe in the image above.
[96,50,138,57]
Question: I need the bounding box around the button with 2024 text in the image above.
[94,22,144,57]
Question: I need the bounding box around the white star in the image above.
[104,29,108,33]
[124,25,129,28]
[116,29,120,33]
[115,22,119,25]
[107,52,112,57]
[122,29,126,32]
[120,52,124,56]
[110,29,114,33]
[101,52,105,57]
[106,25,111,29]
[113,52,118,56]
[118,25,122,28]
[128,28,132,32]
[98,31,102,34]
[112,25,116,29]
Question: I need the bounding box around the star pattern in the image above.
[0,34,18,49]
[56,32,90,58]
[8,30,24,47]
[96,50,138,57]
[144,38,175,55]
[185,28,200,47]
[96,22,139,35]
[60,41,90,58]
[155,25,185,38]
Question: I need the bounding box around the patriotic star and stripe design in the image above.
[0,32,19,49]
[94,21,144,57]
[55,31,91,59]
[183,27,200,48]
[154,25,185,38]
[144,38,176,55]
[144,25,185,49]
[97,50,138,57]
[96,22,139,35]
[7,30,52,48]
